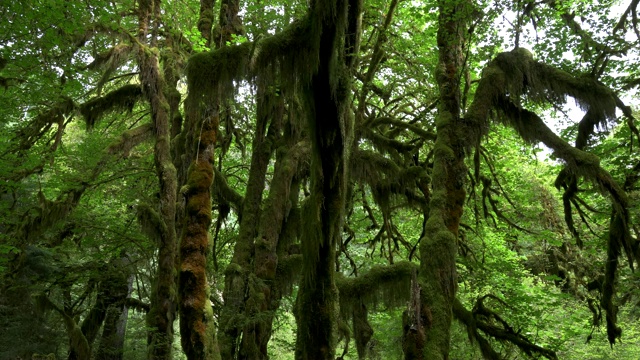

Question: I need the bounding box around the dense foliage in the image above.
[1,0,640,359]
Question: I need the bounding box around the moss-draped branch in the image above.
[467,47,635,346]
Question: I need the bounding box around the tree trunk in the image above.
[178,0,221,349]
[239,131,308,359]
[191,0,249,359]
[136,1,179,358]
[96,273,133,360]
[67,290,108,360]
[69,256,131,360]
[179,105,220,360]
[353,302,373,360]
[217,79,277,360]
[294,0,355,358]
[412,1,472,359]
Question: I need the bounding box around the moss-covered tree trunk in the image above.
[66,257,131,359]
[35,295,91,360]
[95,299,130,360]
[177,0,221,356]
[67,289,108,360]
[294,0,356,358]
[218,84,277,359]
[188,0,250,359]
[353,302,373,359]
[96,263,133,360]
[240,128,308,359]
[411,1,472,359]
[136,1,179,358]
[178,99,220,360]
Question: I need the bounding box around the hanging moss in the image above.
[86,44,133,72]
[351,150,401,180]
[87,44,134,95]
[466,47,635,350]
[136,203,167,243]
[19,188,85,244]
[80,84,142,129]
[336,261,415,314]
[299,194,324,282]
[186,42,252,100]
[16,96,76,146]
[453,297,558,359]
[212,167,244,213]
[350,149,430,217]
[276,254,302,290]
[253,16,317,89]
[602,211,624,345]
[186,15,319,106]
[467,48,621,154]
[493,95,616,191]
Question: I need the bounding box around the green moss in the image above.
[80,85,142,129]
[336,261,416,314]
[107,123,153,156]
[186,42,252,99]
[433,142,455,161]
[34,295,91,358]
[253,16,317,88]
[88,44,132,71]
[513,47,534,60]
[136,203,167,242]
[198,9,215,35]
[186,163,213,192]
[276,254,302,290]
[224,262,244,276]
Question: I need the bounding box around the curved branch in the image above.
[212,167,244,214]
[453,297,558,359]
[369,116,436,140]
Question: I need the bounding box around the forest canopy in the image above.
[1,0,640,359]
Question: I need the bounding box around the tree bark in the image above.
[294,0,356,358]
[240,135,308,359]
[217,79,278,360]
[179,99,220,360]
[353,302,373,359]
[178,0,221,351]
[136,1,179,358]
[412,1,472,359]
[96,271,133,360]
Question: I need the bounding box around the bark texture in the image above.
[137,1,179,358]
[178,0,220,356]
[178,105,220,360]
[412,1,472,359]
[218,82,278,359]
